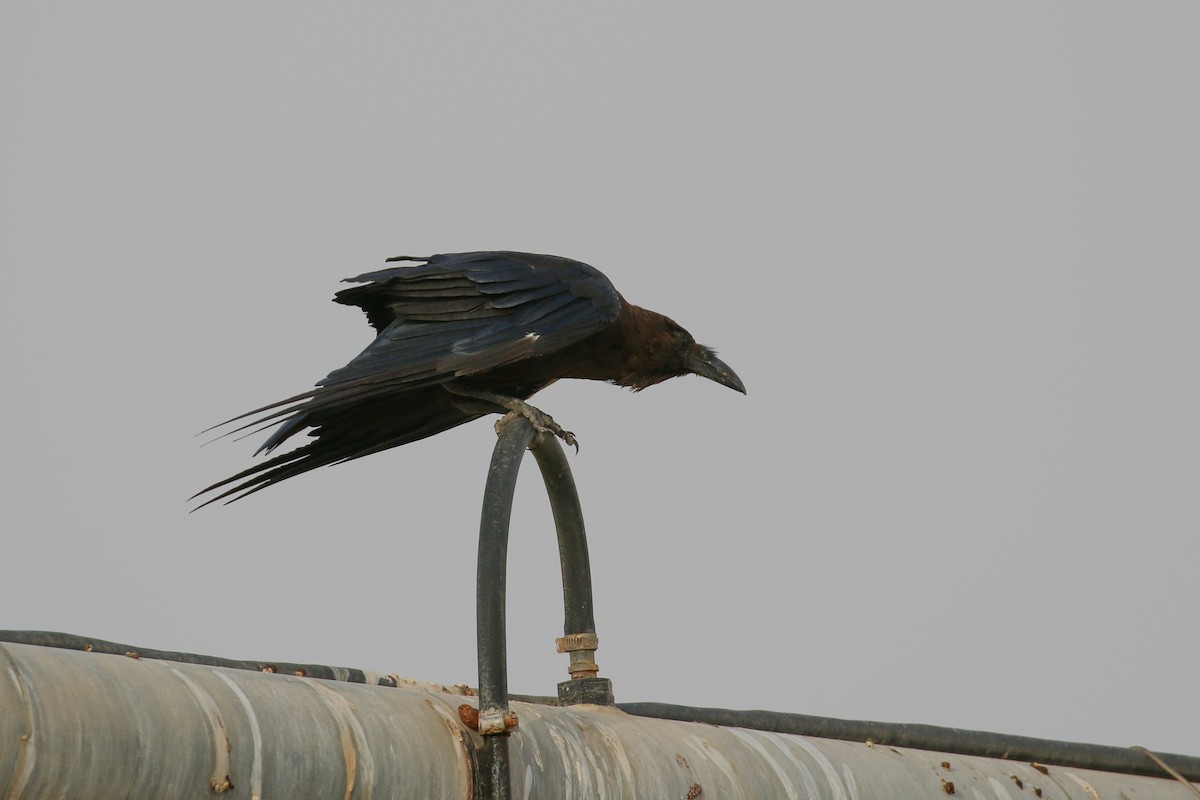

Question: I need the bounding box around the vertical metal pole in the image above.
[476,418,535,800]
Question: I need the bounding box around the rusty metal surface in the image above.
[0,642,472,800]
[3,640,1197,800]
[430,698,1197,800]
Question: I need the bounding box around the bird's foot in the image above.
[495,401,578,452]
[444,384,579,451]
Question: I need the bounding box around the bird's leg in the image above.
[494,405,579,452]
[445,385,578,451]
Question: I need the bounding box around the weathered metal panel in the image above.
[1,642,473,799]
[2,641,1196,800]
[477,700,1198,800]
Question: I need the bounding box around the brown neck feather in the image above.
[553,303,685,390]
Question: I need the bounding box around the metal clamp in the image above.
[555,632,600,679]
[477,707,520,736]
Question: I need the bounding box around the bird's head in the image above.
[627,313,746,394]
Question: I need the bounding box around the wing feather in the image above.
[195,251,623,505]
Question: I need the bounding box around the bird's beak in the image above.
[688,349,747,394]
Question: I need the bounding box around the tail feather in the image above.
[192,385,487,508]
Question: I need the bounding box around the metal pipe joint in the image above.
[477,707,520,736]
[555,632,600,679]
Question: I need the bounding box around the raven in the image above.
[194,251,745,507]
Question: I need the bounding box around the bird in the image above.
[193,251,745,507]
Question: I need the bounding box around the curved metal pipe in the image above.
[528,432,614,705]
[619,703,1200,782]
[474,420,615,798]
[529,437,596,639]
[475,418,536,800]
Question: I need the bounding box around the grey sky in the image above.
[3,3,1197,756]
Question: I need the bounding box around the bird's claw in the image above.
[495,403,579,452]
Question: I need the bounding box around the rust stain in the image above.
[1031,763,1049,775]
[1,647,37,800]
[941,778,956,795]
[458,704,480,731]
[124,651,141,660]
[1065,772,1103,800]
[169,667,234,796]
[305,682,377,800]
[686,783,702,799]
[1011,775,1024,789]
[1034,788,1043,797]
[941,761,951,769]
[340,738,358,800]
[432,699,476,800]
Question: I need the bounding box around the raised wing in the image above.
[192,251,621,507]
[323,251,621,391]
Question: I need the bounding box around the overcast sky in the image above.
[4,3,1198,757]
